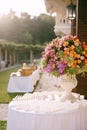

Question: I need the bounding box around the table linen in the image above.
[7,70,40,93]
[6,92,87,130]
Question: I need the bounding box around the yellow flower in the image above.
[63,41,69,46]
[70,45,75,50]
[77,60,81,64]
[82,51,86,55]
[74,39,80,46]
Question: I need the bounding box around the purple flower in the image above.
[57,61,67,74]
[45,64,52,73]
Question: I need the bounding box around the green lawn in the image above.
[0,121,7,130]
[0,67,25,103]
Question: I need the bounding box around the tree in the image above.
[0,11,56,63]
[0,11,56,45]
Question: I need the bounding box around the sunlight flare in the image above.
[0,0,46,16]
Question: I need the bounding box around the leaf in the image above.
[40,59,47,67]
[52,70,60,77]
[67,67,78,75]
[58,50,64,58]
[75,46,83,54]
[65,55,74,62]
[68,40,74,46]
[52,46,58,52]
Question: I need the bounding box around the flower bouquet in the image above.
[41,35,87,77]
[41,35,87,102]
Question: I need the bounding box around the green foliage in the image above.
[40,59,47,67]
[52,70,60,77]
[65,55,74,62]
[67,67,78,75]
[58,50,64,58]
[52,46,58,53]
[75,46,83,54]
[68,40,74,46]
[0,12,56,63]
[0,12,56,45]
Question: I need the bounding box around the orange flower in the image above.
[73,36,78,40]
[64,50,69,55]
[73,53,79,58]
[84,47,87,51]
[84,53,87,57]
[63,41,69,47]
[77,60,81,64]
[73,60,77,65]
[82,41,87,48]
[82,51,86,55]
[74,39,80,46]
[84,59,87,64]
[70,45,75,50]
[71,64,77,67]
[76,54,80,58]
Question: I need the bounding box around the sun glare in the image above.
[0,0,46,16]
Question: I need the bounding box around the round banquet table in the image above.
[6,92,87,130]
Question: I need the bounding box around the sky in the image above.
[0,0,47,16]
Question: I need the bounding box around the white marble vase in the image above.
[59,74,78,102]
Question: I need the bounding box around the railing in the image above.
[54,18,71,36]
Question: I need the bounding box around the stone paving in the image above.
[0,104,8,120]
[0,71,62,121]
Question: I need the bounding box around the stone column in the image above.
[30,49,33,64]
[5,49,7,66]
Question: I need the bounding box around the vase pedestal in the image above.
[60,91,77,103]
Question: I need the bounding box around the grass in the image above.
[0,121,7,130]
[0,67,25,103]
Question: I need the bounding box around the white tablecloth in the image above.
[7,70,40,93]
[6,92,87,130]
